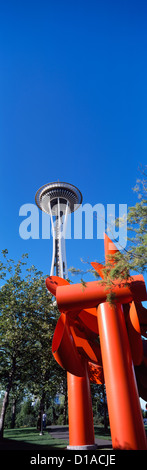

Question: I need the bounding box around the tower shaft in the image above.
[49,198,69,278]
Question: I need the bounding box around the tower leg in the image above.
[67,364,96,449]
[97,302,147,450]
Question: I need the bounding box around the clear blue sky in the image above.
[0,0,147,281]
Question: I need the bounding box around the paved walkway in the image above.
[48,426,112,449]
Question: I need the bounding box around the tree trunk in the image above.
[0,357,16,439]
[39,391,46,434]
[0,382,11,439]
[11,397,17,429]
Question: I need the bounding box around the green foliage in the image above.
[0,253,62,435]
[91,384,109,429]
[69,167,147,297]
[106,167,147,282]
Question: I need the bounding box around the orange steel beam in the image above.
[67,362,96,449]
[97,302,147,450]
[52,313,98,448]
[48,275,147,313]
[52,313,85,376]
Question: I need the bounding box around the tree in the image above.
[0,253,60,438]
[69,167,147,294]
[101,167,147,290]
[91,384,109,431]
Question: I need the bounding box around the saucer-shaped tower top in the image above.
[35,182,82,279]
[35,181,82,214]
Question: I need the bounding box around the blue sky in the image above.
[0,0,147,282]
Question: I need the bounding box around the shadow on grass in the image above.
[0,437,112,451]
[0,428,68,450]
[0,425,112,451]
[3,428,39,437]
[0,437,67,450]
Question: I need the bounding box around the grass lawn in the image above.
[0,425,112,450]
[0,427,68,450]
[1,425,145,451]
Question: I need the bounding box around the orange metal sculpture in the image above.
[46,234,147,450]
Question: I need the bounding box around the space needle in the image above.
[35,182,82,279]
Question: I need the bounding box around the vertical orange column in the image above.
[67,363,96,449]
[97,302,147,450]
